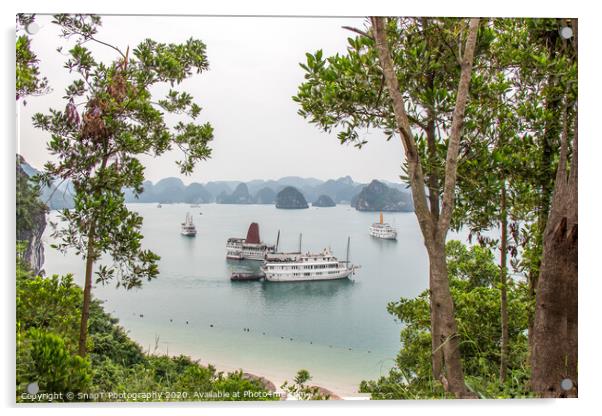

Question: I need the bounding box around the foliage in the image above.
[34,14,214,291]
[15,258,276,402]
[16,14,49,102]
[452,18,577,279]
[17,273,82,352]
[445,240,498,289]
[293,18,490,163]
[281,370,330,400]
[360,241,533,399]
[30,14,215,356]
[17,328,92,399]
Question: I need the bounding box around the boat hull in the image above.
[262,268,354,282]
[369,232,397,240]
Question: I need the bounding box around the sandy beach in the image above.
[158,342,360,399]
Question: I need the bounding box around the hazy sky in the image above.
[18,15,407,184]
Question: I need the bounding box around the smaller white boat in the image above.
[369,212,397,240]
[181,212,197,236]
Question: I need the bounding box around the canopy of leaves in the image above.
[33,14,214,289]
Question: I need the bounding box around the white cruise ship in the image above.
[261,239,358,282]
[181,212,197,236]
[369,212,397,240]
[226,223,275,261]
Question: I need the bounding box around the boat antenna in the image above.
[276,230,280,252]
[299,233,302,253]
[346,236,350,269]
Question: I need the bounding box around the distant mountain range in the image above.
[125,175,411,206]
[18,157,414,212]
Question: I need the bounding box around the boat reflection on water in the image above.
[259,278,355,304]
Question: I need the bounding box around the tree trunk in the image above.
[371,17,480,398]
[429,266,443,380]
[499,185,509,383]
[428,239,471,397]
[78,222,96,357]
[531,93,577,397]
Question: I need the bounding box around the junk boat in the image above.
[181,212,197,236]
[226,223,276,261]
[369,212,397,240]
[261,236,359,282]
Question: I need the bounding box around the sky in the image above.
[17,15,407,185]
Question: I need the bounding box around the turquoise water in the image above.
[42,203,432,396]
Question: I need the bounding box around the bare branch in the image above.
[342,26,374,40]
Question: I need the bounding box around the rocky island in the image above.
[313,194,336,207]
[254,187,277,204]
[351,180,413,212]
[217,183,254,204]
[275,186,309,209]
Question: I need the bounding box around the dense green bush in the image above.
[17,328,92,399]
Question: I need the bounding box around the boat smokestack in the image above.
[246,222,260,244]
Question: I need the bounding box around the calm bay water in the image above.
[43,203,434,396]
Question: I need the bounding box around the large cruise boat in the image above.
[181,212,197,236]
[369,212,397,240]
[226,222,276,261]
[261,238,358,282]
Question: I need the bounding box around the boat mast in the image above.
[298,233,302,253]
[346,236,350,269]
[275,230,280,252]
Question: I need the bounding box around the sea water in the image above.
[42,203,433,396]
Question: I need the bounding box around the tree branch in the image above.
[371,16,434,243]
[437,18,480,235]
[342,26,374,40]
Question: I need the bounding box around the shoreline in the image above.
[134,333,362,399]
[153,344,359,399]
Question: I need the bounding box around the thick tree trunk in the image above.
[531,96,577,397]
[78,223,96,356]
[499,186,509,383]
